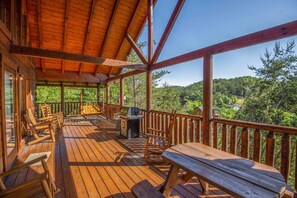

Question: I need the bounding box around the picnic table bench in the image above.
[160,142,287,198]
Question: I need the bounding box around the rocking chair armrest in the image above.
[0,155,47,177]
[33,121,53,127]
[147,128,167,134]
[0,172,48,196]
[38,116,55,121]
[146,134,168,140]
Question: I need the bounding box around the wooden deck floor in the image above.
[4,116,229,198]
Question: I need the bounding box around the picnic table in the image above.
[161,142,287,197]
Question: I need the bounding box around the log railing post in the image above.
[120,77,124,107]
[202,55,213,146]
[61,83,65,116]
[105,83,109,118]
[97,83,100,105]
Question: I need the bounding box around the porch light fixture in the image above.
[19,74,24,80]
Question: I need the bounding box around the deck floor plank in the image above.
[4,116,230,198]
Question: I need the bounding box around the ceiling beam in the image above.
[151,0,185,63]
[10,45,146,68]
[36,82,98,88]
[152,20,297,70]
[108,70,144,83]
[61,0,70,74]
[36,0,45,72]
[79,0,96,75]
[94,0,120,75]
[36,69,107,83]
[125,32,148,64]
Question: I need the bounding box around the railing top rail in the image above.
[212,117,297,135]
[150,109,203,120]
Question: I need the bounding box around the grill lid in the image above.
[120,107,140,116]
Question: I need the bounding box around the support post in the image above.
[61,83,65,116]
[120,78,124,106]
[146,70,152,133]
[148,0,153,62]
[202,55,213,146]
[105,83,109,118]
[97,83,100,104]
[80,91,83,114]
[146,0,153,133]
[106,82,109,104]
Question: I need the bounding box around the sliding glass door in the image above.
[3,67,17,168]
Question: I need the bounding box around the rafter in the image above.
[94,0,120,75]
[61,0,70,74]
[125,32,148,64]
[10,45,146,69]
[78,0,96,75]
[152,20,297,70]
[151,0,185,63]
[107,0,143,77]
[36,0,45,72]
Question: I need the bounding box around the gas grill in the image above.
[120,107,143,138]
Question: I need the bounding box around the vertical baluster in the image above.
[196,120,201,143]
[280,133,291,182]
[184,118,188,143]
[189,119,194,142]
[212,122,217,148]
[241,127,249,158]
[222,124,227,151]
[174,116,178,145]
[253,129,261,162]
[161,113,164,132]
[230,125,237,155]
[179,117,183,143]
[265,131,275,166]
[154,112,157,131]
[165,114,168,131]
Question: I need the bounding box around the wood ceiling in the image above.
[25,0,148,81]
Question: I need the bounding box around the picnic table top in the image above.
[162,142,286,198]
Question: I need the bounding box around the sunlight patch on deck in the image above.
[24,151,51,166]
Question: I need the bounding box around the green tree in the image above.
[236,41,297,127]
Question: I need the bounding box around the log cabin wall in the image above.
[0,0,35,173]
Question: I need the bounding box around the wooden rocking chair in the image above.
[143,110,177,162]
[0,155,59,198]
[24,108,55,146]
[40,104,64,129]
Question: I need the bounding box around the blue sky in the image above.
[138,0,297,86]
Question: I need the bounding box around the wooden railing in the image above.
[104,104,121,120]
[149,110,203,145]
[212,117,297,190]
[103,105,203,145]
[35,102,98,117]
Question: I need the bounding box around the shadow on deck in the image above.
[4,116,230,198]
